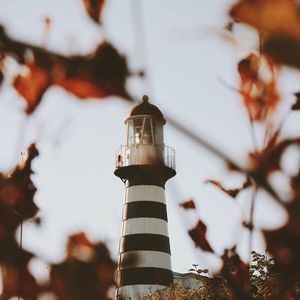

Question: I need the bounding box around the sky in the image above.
[1,0,300,283]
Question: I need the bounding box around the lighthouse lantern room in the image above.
[114,95,176,299]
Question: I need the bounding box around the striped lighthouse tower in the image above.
[114,95,176,299]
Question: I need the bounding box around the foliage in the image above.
[0,24,132,114]
[249,251,280,299]
[145,280,232,300]
[146,251,299,299]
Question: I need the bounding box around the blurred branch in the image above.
[248,185,258,262]
[165,113,283,204]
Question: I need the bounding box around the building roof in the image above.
[127,95,166,124]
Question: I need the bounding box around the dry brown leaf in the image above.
[179,199,196,209]
[230,0,300,40]
[13,62,50,114]
[188,220,214,253]
[82,0,105,24]
[292,92,300,110]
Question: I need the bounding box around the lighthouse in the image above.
[114,95,176,299]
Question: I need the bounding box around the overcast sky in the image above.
[1,0,300,281]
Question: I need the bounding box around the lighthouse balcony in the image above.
[115,144,176,170]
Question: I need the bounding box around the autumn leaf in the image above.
[291,171,300,199]
[57,42,130,101]
[0,144,38,219]
[220,247,250,300]
[262,35,300,68]
[67,232,94,259]
[50,234,115,300]
[292,92,300,110]
[59,78,107,99]
[263,202,300,288]
[188,220,214,253]
[238,54,259,83]
[230,0,300,40]
[0,143,39,300]
[230,0,300,69]
[0,203,20,240]
[179,199,196,209]
[14,62,50,114]
[206,177,251,199]
[237,54,280,121]
[206,179,239,198]
[2,263,40,300]
[0,238,39,299]
[82,0,105,24]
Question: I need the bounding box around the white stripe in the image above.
[125,185,166,203]
[117,284,167,298]
[119,251,172,270]
[122,218,169,236]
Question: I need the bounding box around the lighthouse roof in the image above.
[127,95,166,124]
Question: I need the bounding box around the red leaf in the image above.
[237,54,280,121]
[2,263,40,300]
[292,92,300,110]
[0,144,39,219]
[188,220,214,253]
[230,0,300,69]
[179,199,196,209]
[13,62,50,114]
[0,240,33,264]
[220,247,250,300]
[67,232,94,259]
[82,0,105,24]
[206,178,251,198]
[50,234,115,300]
[230,0,300,40]
[263,202,300,285]
[238,54,259,83]
[59,78,107,99]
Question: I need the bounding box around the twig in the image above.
[248,185,258,262]
[18,217,23,300]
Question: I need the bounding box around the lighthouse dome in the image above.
[128,95,166,124]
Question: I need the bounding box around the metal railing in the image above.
[115,144,176,170]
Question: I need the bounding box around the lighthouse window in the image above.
[141,118,153,144]
[135,126,142,144]
[127,117,160,145]
[127,120,135,145]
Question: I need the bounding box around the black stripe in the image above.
[123,201,167,221]
[116,267,173,287]
[119,234,171,254]
[114,165,176,188]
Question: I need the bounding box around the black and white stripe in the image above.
[116,184,173,299]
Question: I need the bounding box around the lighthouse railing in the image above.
[115,144,176,170]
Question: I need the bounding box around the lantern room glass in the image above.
[126,117,164,146]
